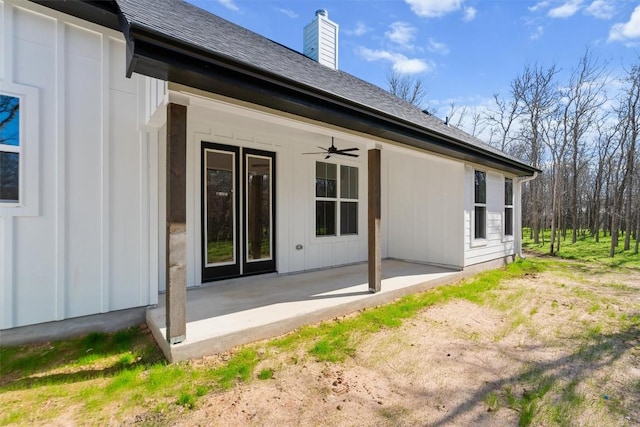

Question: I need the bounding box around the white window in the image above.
[315,161,358,237]
[0,82,39,216]
[473,170,486,240]
[504,178,514,237]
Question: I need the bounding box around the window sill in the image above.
[312,234,361,244]
[470,238,487,248]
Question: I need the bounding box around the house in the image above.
[0,0,538,354]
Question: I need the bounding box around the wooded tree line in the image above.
[481,50,639,257]
[389,50,639,257]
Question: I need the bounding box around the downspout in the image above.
[515,172,539,259]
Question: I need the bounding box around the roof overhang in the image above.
[30,0,121,31]
[34,0,538,177]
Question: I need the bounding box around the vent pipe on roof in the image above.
[303,9,339,70]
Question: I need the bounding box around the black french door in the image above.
[201,142,276,282]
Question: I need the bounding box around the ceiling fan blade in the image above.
[337,152,359,157]
[336,147,359,153]
[302,151,328,155]
[325,155,331,159]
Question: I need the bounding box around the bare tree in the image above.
[560,48,609,243]
[386,70,428,108]
[447,102,467,128]
[540,109,567,254]
[511,63,560,244]
[485,92,522,153]
[620,64,639,252]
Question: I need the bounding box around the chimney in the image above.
[303,9,339,70]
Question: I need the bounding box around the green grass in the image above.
[1,259,542,425]
[4,250,637,425]
[208,349,259,389]
[279,258,543,363]
[523,229,640,269]
[258,368,274,380]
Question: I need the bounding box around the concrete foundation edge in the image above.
[0,307,148,347]
[157,256,513,362]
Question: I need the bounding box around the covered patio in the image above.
[147,260,472,362]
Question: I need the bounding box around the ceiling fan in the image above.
[303,137,359,159]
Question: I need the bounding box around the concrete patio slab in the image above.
[146,259,491,362]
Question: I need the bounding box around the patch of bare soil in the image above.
[152,265,640,426]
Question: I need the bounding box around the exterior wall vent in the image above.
[303,9,339,70]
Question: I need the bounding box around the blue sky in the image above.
[188,0,640,118]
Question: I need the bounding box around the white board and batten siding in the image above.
[172,100,368,288]
[463,165,515,267]
[0,1,157,329]
[383,149,465,269]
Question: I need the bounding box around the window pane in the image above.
[316,162,336,198]
[0,95,20,147]
[315,178,326,198]
[247,156,271,261]
[316,161,326,180]
[474,170,486,204]
[340,201,358,235]
[505,207,513,236]
[205,151,235,265]
[316,201,336,236]
[505,178,513,206]
[0,151,19,203]
[340,165,349,198]
[474,206,486,239]
[340,165,358,199]
[326,177,337,198]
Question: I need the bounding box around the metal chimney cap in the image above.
[315,9,328,17]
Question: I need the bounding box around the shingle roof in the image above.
[115,0,534,173]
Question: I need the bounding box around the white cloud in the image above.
[548,0,584,18]
[463,7,477,21]
[217,0,239,12]
[530,25,545,40]
[386,22,417,45]
[276,8,298,19]
[427,38,450,55]
[404,0,464,18]
[357,47,433,73]
[609,5,640,42]
[585,0,615,19]
[529,1,550,12]
[345,22,371,37]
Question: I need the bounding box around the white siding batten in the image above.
[1,1,153,328]
[101,30,111,314]
[55,18,67,321]
[1,216,14,328]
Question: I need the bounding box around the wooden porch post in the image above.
[166,103,187,344]
[368,148,382,293]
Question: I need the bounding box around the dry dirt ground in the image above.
[131,262,640,427]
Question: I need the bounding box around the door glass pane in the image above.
[247,155,272,261]
[205,150,235,265]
